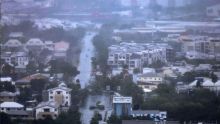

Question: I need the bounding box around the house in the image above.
[0,91,16,103]
[207,4,220,17]
[0,102,24,112]
[26,38,44,52]
[4,39,23,51]
[35,101,59,119]
[136,73,163,93]
[47,83,72,108]
[113,96,132,117]
[15,73,49,88]
[53,41,70,60]
[0,101,31,120]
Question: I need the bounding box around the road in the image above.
[75,32,96,88]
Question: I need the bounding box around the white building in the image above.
[0,102,24,112]
[26,38,44,51]
[35,101,59,119]
[1,51,29,69]
[136,73,163,92]
[207,4,220,17]
[47,83,72,107]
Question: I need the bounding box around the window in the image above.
[50,91,53,94]
[66,96,68,99]
[57,91,61,94]
[44,108,50,112]
[50,96,53,99]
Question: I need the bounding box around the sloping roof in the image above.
[202,80,214,87]
[26,38,44,46]
[4,39,22,47]
[35,101,59,109]
[0,91,16,97]
[0,102,24,108]
[189,80,198,87]
[16,73,49,83]
[215,80,220,86]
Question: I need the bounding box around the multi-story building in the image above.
[207,4,220,17]
[113,96,132,117]
[47,83,72,107]
[108,42,171,70]
[181,36,220,60]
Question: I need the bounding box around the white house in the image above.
[35,101,59,120]
[0,102,24,112]
[47,83,72,107]
[26,38,44,51]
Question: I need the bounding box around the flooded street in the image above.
[80,94,112,124]
[75,32,96,88]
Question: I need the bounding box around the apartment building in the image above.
[181,36,220,60]
[47,83,72,107]
[108,42,171,70]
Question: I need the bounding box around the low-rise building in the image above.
[0,102,24,112]
[0,91,16,103]
[53,41,70,60]
[26,38,44,52]
[35,101,59,120]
